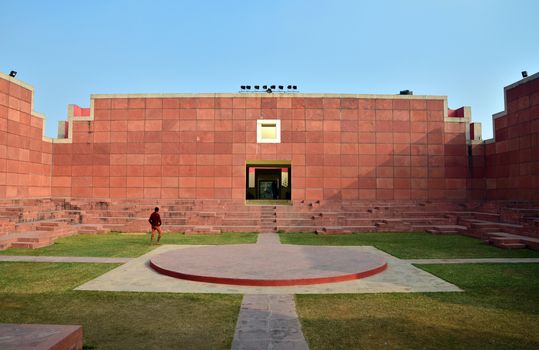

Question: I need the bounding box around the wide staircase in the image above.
[0,199,83,250]
[454,203,539,251]
[0,198,537,251]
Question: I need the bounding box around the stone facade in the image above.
[47,92,472,202]
[0,71,538,246]
[0,75,52,198]
[469,75,539,200]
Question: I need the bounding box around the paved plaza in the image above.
[75,242,462,294]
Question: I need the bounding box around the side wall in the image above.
[480,74,539,200]
[0,74,52,198]
[51,94,470,201]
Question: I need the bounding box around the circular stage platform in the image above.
[149,245,388,286]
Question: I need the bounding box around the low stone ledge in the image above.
[0,323,83,350]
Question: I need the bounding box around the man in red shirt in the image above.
[148,207,162,244]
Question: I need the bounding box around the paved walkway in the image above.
[231,233,309,350]
[231,294,309,350]
[75,245,462,294]
[405,258,539,264]
[0,255,132,263]
[2,254,537,266]
[256,233,281,245]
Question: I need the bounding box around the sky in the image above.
[1,0,538,138]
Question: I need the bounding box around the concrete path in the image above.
[256,233,281,245]
[405,258,539,264]
[231,234,309,349]
[231,294,309,350]
[0,255,132,263]
[2,254,536,266]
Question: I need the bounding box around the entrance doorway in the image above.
[245,162,291,201]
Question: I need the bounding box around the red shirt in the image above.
[149,212,161,227]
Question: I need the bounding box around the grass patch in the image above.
[0,262,241,349]
[297,263,539,350]
[0,262,118,293]
[279,232,539,259]
[0,232,258,258]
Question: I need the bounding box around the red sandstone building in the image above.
[0,72,537,248]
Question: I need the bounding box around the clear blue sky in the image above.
[1,0,538,138]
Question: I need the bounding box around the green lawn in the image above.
[279,232,539,259]
[297,263,539,350]
[0,232,258,258]
[2,231,539,349]
[0,262,241,350]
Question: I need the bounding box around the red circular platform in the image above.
[150,245,387,286]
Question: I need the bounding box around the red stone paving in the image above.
[0,323,82,350]
[150,244,388,286]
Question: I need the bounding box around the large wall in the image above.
[0,73,51,198]
[2,72,537,205]
[475,73,539,200]
[50,92,470,201]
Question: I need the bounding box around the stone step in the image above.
[277,226,319,233]
[492,242,527,249]
[316,227,352,235]
[222,219,262,225]
[36,225,58,231]
[10,240,52,249]
[489,237,522,245]
[72,224,111,235]
[216,225,270,232]
[185,227,221,235]
[420,225,467,234]
[471,212,501,221]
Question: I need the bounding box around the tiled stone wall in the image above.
[5,72,537,204]
[50,93,470,201]
[480,75,539,200]
[0,74,51,198]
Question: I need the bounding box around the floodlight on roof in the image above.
[270,85,276,89]
[254,85,260,89]
[522,71,528,78]
[9,71,17,77]
[292,85,297,90]
[278,85,283,90]
[240,85,246,90]
[399,89,413,95]
[266,88,272,94]
[246,85,251,90]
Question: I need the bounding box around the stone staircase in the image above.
[259,206,277,233]
[0,198,538,251]
[0,199,108,250]
[453,205,539,250]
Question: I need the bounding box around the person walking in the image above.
[149,207,162,244]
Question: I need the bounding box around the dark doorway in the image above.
[246,165,291,200]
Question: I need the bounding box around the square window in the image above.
[257,119,281,143]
